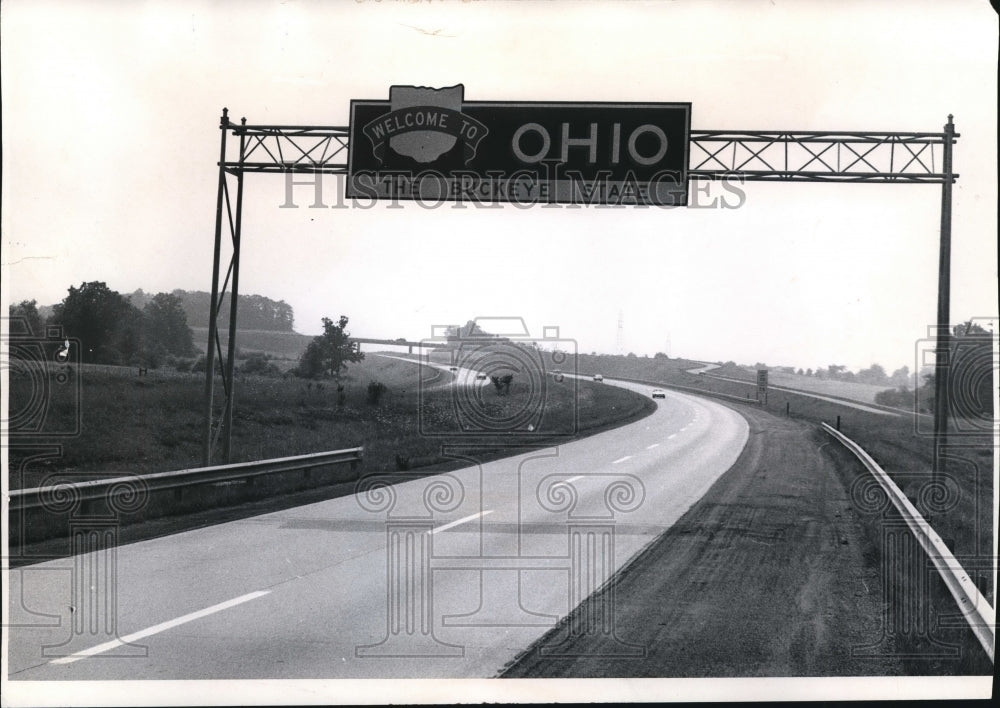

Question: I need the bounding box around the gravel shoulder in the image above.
[501,404,993,677]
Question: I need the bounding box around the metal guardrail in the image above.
[9,447,364,511]
[821,422,995,663]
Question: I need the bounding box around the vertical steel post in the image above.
[932,116,955,480]
[222,119,247,463]
[203,109,229,466]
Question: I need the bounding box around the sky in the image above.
[2,0,997,373]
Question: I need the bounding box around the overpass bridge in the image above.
[352,338,437,354]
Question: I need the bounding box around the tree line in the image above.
[167,290,295,332]
[10,282,197,366]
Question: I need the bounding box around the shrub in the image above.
[239,352,281,377]
[490,373,513,396]
[874,386,914,410]
[367,381,388,405]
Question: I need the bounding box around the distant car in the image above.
[651,389,666,399]
[593,374,604,382]
[475,372,487,380]
[449,366,458,372]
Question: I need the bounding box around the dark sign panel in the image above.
[757,369,768,402]
[348,85,690,206]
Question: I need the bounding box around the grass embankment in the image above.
[573,357,994,601]
[189,326,312,363]
[8,355,654,491]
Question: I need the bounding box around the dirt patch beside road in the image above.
[501,404,992,677]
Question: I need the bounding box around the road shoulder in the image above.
[500,404,991,677]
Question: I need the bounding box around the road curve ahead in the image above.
[7,377,748,680]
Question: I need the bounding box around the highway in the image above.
[7,374,749,680]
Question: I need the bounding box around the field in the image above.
[707,364,899,405]
[189,326,312,364]
[7,354,654,491]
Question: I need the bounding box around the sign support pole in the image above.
[222,120,247,463]
[932,115,956,482]
[203,110,229,466]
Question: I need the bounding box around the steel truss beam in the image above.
[204,110,959,473]
[690,129,958,183]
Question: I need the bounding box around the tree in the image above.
[142,293,197,358]
[50,282,142,364]
[889,365,910,387]
[856,363,888,385]
[295,315,364,379]
[8,299,44,335]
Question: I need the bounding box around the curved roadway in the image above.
[7,374,748,679]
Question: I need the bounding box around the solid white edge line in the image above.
[49,590,272,665]
[430,510,493,535]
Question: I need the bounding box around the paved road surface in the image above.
[7,377,748,680]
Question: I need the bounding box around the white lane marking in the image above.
[565,475,585,483]
[612,456,632,464]
[645,443,659,450]
[430,510,493,534]
[49,591,271,665]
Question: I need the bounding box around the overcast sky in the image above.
[2,0,997,373]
